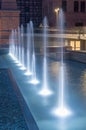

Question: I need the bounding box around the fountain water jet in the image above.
[9,26,26,70]
[39,17,53,96]
[25,23,32,76]
[52,65,72,117]
[52,9,72,117]
[14,29,19,63]
[29,21,39,84]
[9,30,14,55]
[20,25,26,70]
[17,26,22,66]
[9,30,18,62]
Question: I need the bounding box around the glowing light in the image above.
[52,106,72,118]
[24,71,32,76]
[9,53,17,61]
[9,53,27,70]
[39,17,53,97]
[9,53,20,64]
[16,63,22,67]
[54,8,59,13]
[39,88,53,96]
[20,66,26,70]
[29,79,39,85]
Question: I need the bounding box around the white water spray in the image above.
[25,23,32,75]
[39,17,53,96]
[29,21,39,84]
[52,9,72,117]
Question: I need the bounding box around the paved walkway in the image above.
[0,68,28,129]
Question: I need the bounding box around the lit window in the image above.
[70,41,75,50]
[70,41,80,50]
[76,41,80,50]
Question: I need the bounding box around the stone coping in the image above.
[0,69,28,129]
[0,48,9,54]
[8,69,39,130]
[69,50,86,53]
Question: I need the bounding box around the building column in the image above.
[0,0,20,46]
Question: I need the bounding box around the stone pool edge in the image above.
[8,69,39,130]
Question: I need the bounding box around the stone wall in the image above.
[0,11,20,45]
[0,0,20,46]
[45,49,86,64]
[47,52,70,60]
[69,51,86,63]
[42,0,86,27]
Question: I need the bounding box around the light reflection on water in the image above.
[81,70,86,96]
[37,56,86,102]
[53,60,86,129]
[49,61,60,77]
[16,55,86,130]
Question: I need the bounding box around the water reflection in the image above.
[81,70,86,96]
[49,62,60,78]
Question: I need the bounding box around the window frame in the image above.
[74,1,79,12]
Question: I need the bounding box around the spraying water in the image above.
[9,23,36,78]
[39,17,52,96]
[52,9,72,117]
[14,29,18,61]
[9,26,26,70]
[20,25,26,70]
[17,26,22,65]
[9,30,13,55]
[29,21,39,84]
[9,30,17,61]
[59,9,65,112]
[25,23,32,75]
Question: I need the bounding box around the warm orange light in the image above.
[54,8,59,13]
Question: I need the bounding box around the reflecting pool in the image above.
[5,54,86,130]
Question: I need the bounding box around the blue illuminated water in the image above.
[8,16,86,130]
[35,56,86,130]
[39,17,52,96]
[5,53,86,130]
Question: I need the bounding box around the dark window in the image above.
[16,0,42,27]
[62,0,67,12]
[80,1,85,12]
[75,22,83,26]
[0,1,1,9]
[74,1,79,12]
[49,2,53,14]
[25,7,29,12]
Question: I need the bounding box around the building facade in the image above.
[42,0,86,27]
[16,0,42,27]
[0,0,20,44]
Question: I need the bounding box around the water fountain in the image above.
[25,23,32,75]
[9,22,39,84]
[52,9,72,117]
[9,12,72,116]
[9,26,25,69]
[9,30,17,61]
[39,17,53,96]
[9,30,13,55]
[20,25,26,70]
[29,21,39,84]
[17,26,22,66]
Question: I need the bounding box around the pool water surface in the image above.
[0,54,86,130]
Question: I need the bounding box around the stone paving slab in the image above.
[0,68,28,130]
